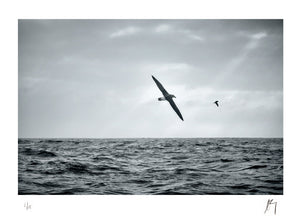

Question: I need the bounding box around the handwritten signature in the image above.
[264,199,277,215]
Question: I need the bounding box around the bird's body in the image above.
[152,75,184,121]
[214,101,219,107]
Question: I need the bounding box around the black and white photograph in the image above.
[18,19,283,196]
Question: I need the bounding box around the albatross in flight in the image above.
[152,75,184,121]
[214,101,219,107]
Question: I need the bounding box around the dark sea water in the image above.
[18,138,283,195]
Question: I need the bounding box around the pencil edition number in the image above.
[24,202,31,211]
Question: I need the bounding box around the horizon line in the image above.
[18,136,284,139]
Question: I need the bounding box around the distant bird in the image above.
[214,101,219,107]
[152,75,184,121]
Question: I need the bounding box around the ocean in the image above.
[18,138,283,195]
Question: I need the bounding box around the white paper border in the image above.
[2,0,299,219]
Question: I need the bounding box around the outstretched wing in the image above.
[167,98,184,121]
[152,75,169,96]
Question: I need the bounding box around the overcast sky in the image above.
[18,19,283,138]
